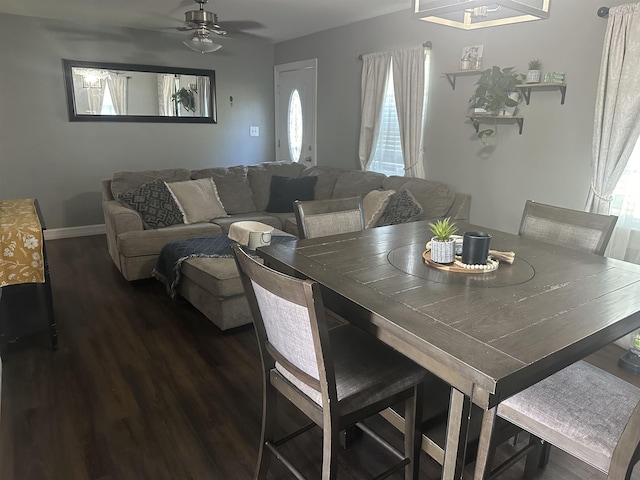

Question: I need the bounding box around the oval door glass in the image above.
[288,89,303,162]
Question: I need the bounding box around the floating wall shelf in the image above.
[443,70,482,90]
[516,83,567,105]
[467,115,524,135]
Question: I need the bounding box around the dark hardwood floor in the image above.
[0,234,638,479]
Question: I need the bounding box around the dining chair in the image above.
[232,244,429,480]
[475,200,621,479]
[294,196,365,239]
[484,361,640,480]
[518,199,617,256]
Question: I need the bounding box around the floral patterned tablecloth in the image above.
[0,199,45,287]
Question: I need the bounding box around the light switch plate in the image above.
[250,126,259,137]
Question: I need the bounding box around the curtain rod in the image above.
[597,6,609,17]
[358,41,432,60]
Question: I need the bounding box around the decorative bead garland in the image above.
[453,256,499,271]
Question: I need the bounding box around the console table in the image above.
[0,199,57,350]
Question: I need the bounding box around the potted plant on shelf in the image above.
[526,59,542,84]
[469,66,525,141]
[171,87,196,112]
[429,217,458,264]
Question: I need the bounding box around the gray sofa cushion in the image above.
[382,176,455,221]
[247,162,306,211]
[111,168,191,198]
[191,165,257,214]
[301,166,346,200]
[332,171,386,198]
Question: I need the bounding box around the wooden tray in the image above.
[423,251,499,274]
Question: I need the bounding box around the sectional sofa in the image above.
[102,161,471,329]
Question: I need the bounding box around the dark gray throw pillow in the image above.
[376,189,423,227]
[266,175,318,213]
[117,179,184,229]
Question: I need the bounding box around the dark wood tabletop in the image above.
[259,220,640,479]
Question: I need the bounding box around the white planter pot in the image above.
[460,59,472,70]
[431,237,456,264]
[526,70,541,83]
[499,92,520,116]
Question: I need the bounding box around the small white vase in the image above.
[526,70,541,83]
[431,237,456,264]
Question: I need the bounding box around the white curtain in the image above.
[588,3,640,350]
[392,46,427,179]
[106,76,128,115]
[197,76,209,117]
[86,80,106,115]
[158,74,176,116]
[358,52,392,171]
[586,3,640,214]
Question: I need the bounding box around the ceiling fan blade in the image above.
[218,20,264,31]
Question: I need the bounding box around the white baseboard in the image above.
[44,224,106,240]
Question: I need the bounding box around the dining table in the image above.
[257,220,640,480]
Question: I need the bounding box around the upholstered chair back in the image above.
[519,200,617,256]
[294,197,365,240]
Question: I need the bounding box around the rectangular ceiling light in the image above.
[414,0,550,30]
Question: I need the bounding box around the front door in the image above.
[274,59,317,166]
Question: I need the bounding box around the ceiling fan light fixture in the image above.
[183,29,222,54]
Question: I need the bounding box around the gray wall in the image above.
[274,0,629,233]
[0,13,275,229]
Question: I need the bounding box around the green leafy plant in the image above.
[469,66,526,115]
[528,59,543,70]
[429,217,458,241]
[171,87,196,112]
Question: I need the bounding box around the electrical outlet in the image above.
[250,126,259,137]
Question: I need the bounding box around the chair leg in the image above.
[523,436,545,479]
[322,415,340,480]
[404,384,423,480]
[256,382,277,480]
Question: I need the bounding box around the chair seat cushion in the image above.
[498,360,640,473]
[276,324,428,415]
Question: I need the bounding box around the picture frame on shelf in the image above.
[460,44,484,70]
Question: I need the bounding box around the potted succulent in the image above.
[526,59,542,84]
[429,217,458,264]
[171,87,196,112]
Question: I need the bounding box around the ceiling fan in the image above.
[179,0,226,53]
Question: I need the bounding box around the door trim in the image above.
[274,58,317,164]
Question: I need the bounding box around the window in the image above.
[367,53,430,177]
[368,68,404,177]
[288,89,303,162]
[610,136,640,229]
[100,83,117,116]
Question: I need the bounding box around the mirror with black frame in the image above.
[62,59,217,123]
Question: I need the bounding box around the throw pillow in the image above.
[117,179,184,229]
[362,189,395,229]
[376,189,423,227]
[166,177,228,224]
[265,175,318,213]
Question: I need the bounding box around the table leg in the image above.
[43,254,57,351]
[474,406,497,479]
[442,388,472,480]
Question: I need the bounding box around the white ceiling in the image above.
[0,0,411,44]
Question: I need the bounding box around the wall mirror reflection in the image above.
[62,59,217,123]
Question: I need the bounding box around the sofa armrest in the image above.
[446,193,471,222]
[103,200,144,234]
